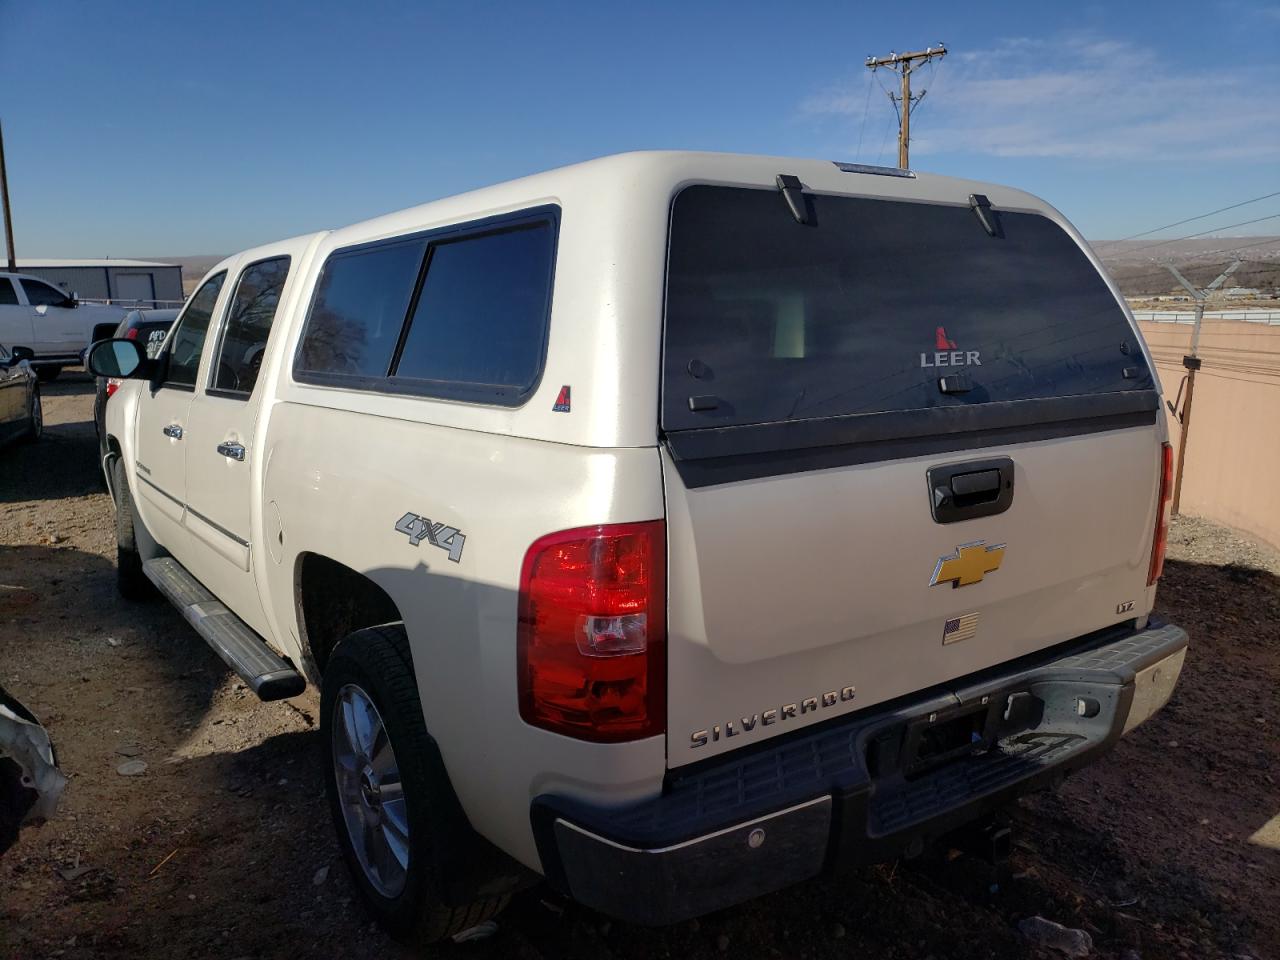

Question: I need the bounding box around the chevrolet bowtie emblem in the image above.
[930,541,1006,588]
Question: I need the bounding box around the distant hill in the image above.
[1091,237,1280,297]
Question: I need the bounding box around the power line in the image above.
[1095,189,1280,247]
[1120,212,1280,258]
[854,72,874,162]
[875,110,894,166]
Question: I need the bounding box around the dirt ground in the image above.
[1,373,1277,960]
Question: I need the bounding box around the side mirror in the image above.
[87,338,149,378]
[9,345,35,364]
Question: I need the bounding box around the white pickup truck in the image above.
[92,151,1188,942]
[0,272,127,380]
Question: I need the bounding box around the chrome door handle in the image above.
[216,441,246,461]
[162,423,183,439]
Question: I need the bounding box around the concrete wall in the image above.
[1140,318,1280,551]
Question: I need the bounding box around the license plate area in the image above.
[901,704,992,779]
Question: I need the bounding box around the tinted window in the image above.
[21,279,69,307]
[212,257,290,395]
[166,273,225,388]
[394,222,554,399]
[0,279,16,306]
[137,322,173,359]
[663,186,1150,431]
[297,238,426,378]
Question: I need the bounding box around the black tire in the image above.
[112,458,155,601]
[19,384,42,443]
[320,625,508,942]
[34,366,60,383]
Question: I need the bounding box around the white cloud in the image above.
[802,35,1280,163]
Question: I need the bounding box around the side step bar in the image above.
[143,557,306,701]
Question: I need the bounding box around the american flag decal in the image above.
[942,612,980,645]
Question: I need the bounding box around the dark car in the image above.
[93,308,178,463]
[0,343,41,446]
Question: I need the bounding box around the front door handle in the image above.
[216,441,246,462]
[162,423,184,439]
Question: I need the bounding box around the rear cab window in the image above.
[661,186,1155,475]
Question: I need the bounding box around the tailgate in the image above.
[660,184,1164,766]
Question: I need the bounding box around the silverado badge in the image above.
[930,541,1005,588]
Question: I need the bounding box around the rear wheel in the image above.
[19,385,42,443]
[34,366,60,383]
[320,625,508,942]
[112,458,155,601]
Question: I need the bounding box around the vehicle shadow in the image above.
[0,371,103,504]
[0,543,227,734]
[1,536,1275,958]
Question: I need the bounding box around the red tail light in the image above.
[105,378,122,398]
[518,521,666,742]
[125,328,139,340]
[1148,442,1174,585]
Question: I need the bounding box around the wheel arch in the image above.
[103,434,123,501]
[294,552,403,676]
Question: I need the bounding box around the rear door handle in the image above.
[927,457,1015,524]
[216,441,245,461]
[950,469,1001,498]
[162,423,183,439]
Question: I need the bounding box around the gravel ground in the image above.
[1,373,1277,960]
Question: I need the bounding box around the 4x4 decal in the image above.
[395,512,466,562]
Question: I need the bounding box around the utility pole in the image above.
[0,119,15,272]
[1158,260,1242,515]
[865,43,947,169]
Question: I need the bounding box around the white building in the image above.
[9,258,183,304]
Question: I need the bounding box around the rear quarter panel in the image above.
[261,400,666,871]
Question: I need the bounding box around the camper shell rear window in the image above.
[662,186,1152,434]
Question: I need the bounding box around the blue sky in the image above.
[2,0,1278,256]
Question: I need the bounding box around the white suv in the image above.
[92,151,1188,941]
